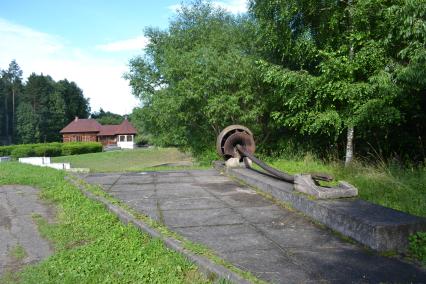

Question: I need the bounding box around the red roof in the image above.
[60,118,101,133]
[60,117,137,136]
[114,119,137,135]
[97,125,117,136]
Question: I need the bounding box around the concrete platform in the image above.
[82,170,426,284]
[217,163,426,252]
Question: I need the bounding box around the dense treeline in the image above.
[0,60,90,145]
[126,0,426,164]
[91,108,125,125]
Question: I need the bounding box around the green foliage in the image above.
[125,0,425,163]
[33,144,63,157]
[0,62,90,145]
[126,1,267,155]
[270,156,426,217]
[0,163,208,283]
[193,148,220,167]
[11,146,35,159]
[409,232,426,264]
[61,142,103,156]
[9,245,28,261]
[0,145,14,156]
[0,142,102,159]
[91,108,125,125]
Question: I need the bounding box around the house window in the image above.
[119,135,126,142]
[75,135,82,142]
[127,135,133,142]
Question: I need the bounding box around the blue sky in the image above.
[0,0,248,115]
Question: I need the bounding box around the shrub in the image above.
[33,145,62,157]
[194,148,220,166]
[409,232,426,264]
[61,142,102,156]
[1,142,103,159]
[0,145,14,156]
[11,147,35,159]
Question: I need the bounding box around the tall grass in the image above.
[268,154,426,217]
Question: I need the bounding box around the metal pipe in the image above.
[236,144,295,183]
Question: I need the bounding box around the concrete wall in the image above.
[19,157,70,170]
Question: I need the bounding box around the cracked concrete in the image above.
[0,185,54,276]
[82,170,426,283]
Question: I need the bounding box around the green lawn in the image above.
[0,163,209,284]
[52,147,204,172]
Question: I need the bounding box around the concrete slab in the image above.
[221,165,426,252]
[114,175,155,185]
[159,197,227,211]
[0,185,53,276]
[84,175,120,186]
[107,183,156,192]
[163,208,245,228]
[156,187,212,199]
[82,170,426,283]
[173,224,276,253]
[216,193,274,208]
[109,190,156,202]
[233,206,294,224]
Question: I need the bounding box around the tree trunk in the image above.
[4,94,9,144]
[345,126,354,167]
[12,88,15,143]
[345,0,354,167]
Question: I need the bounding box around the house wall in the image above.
[117,134,135,149]
[98,136,117,146]
[63,133,97,143]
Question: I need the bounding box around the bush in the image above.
[0,145,14,156]
[0,142,103,159]
[194,148,220,166]
[11,147,35,159]
[33,145,62,157]
[61,142,102,156]
[409,232,426,264]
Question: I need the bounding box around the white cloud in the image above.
[0,18,140,115]
[168,0,248,14]
[96,36,149,52]
[168,4,181,13]
[213,0,248,14]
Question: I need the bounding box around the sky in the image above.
[0,0,248,115]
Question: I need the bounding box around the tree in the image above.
[56,79,90,123]
[250,0,425,163]
[91,108,124,125]
[126,1,266,154]
[0,60,23,144]
[16,102,39,144]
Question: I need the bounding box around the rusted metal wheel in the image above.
[216,125,255,160]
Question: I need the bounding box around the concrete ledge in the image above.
[214,161,426,252]
[19,157,71,170]
[66,176,251,284]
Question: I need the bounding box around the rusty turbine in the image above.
[216,125,335,184]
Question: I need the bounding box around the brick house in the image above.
[60,117,137,148]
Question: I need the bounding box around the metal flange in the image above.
[216,125,255,160]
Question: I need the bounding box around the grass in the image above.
[267,154,426,218]
[52,147,206,172]
[0,162,209,284]
[9,245,27,261]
